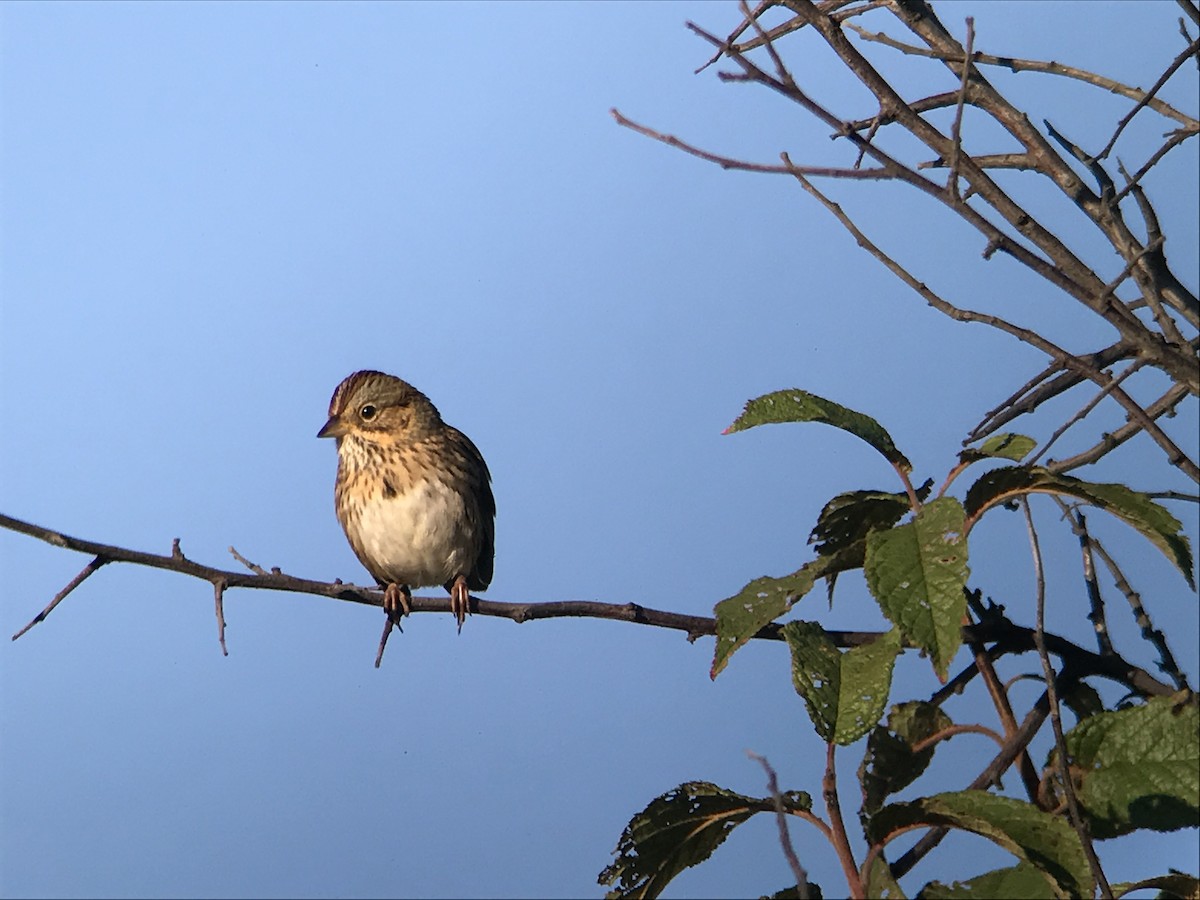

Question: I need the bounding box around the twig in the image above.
[11,554,108,640]
[748,751,810,899]
[842,21,1197,127]
[1097,36,1200,160]
[375,618,396,669]
[213,579,229,657]
[966,339,1138,443]
[229,546,269,576]
[611,108,888,179]
[1027,358,1147,468]
[823,742,864,899]
[946,17,975,198]
[1088,533,1192,692]
[1146,490,1200,502]
[1046,382,1192,474]
[1111,126,1198,205]
[1059,506,1115,657]
[965,622,1043,802]
[908,722,1006,754]
[1021,499,1112,899]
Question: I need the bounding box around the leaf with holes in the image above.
[859,701,954,822]
[724,389,911,472]
[711,547,861,679]
[784,621,900,745]
[597,781,810,899]
[864,497,969,680]
[809,482,930,557]
[965,466,1194,588]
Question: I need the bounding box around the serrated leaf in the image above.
[864,497,969,680]
[865,855,907,899]
[1062,695,1199,838]
[919,862,1053,899]
[964,466,1195,588]
[860,701,954,821]
[598,781,806,899]
[784,622,900,745]
[809,481,932,556]
[724,389,911,472]
[1112,871,1200,899]
[869,792,1092,899]
[959,433,1037,464]
[712,547,862,678]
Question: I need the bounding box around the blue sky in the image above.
[2,2,1196,897]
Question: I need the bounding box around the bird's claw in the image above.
[449,576,470,634]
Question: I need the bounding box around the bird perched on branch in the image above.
[318,370,494,663]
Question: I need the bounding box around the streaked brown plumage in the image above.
[318,371,494,642]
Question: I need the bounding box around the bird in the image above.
[317,370,494,660]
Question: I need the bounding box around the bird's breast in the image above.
[351,476,476,588]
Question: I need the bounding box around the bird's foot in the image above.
[449,575,470,634]
[383,582,412,625]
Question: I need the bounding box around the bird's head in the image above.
[318,370,444,446]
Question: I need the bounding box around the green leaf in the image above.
[869,792,1092,899]
[809,481,932,557]
[1062,695,1199,838]
[959,433,1037,464]
[919,862,1054,899]
[859,701,954,821]
[864,497,969,680]
[598,781,804,899]
[1111,871,1199,899]
[711,547,862,678]
[964,465,1195,588]
[784,622,900,744]
[724,389,911,472]
[762,883,824,899]
[865,855,907,899]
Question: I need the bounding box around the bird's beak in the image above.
[317,415,348,439]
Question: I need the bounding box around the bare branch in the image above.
[1097,35,1200,160]
[1046,381,1192,474]
[843,21,1197,127]
[748,751,811,899]
[1088,532,1192,692]
[945,16,975,198]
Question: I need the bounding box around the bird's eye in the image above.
[359,404,378,421]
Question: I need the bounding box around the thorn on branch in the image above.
[213,579,229,657]
[171,538,185,561]
[12,554,109,641]
[229,546,269,576]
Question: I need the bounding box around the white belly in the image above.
[355,477,474,587]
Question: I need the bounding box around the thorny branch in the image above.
[1,512,1178,698]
